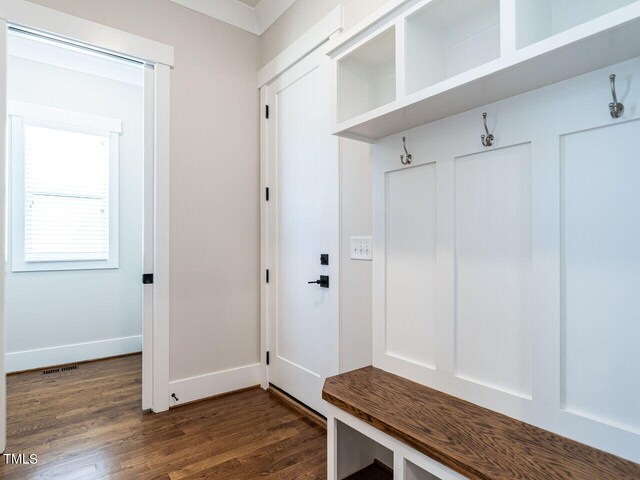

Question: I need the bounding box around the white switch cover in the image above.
[351,236,372,261]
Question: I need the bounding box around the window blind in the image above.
[23,124,111,262]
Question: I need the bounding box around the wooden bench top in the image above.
[322,366,640,480]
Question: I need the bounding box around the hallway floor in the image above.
[1,354,327,479]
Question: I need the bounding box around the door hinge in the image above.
[265,105,270,119]
[266,351,270,365]
[266,269,270,283]
[142,273,154,285]
[266,187,270,202]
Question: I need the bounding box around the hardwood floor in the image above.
[1,354,327,479]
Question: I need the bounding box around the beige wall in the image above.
[261,0,391,66]
[27,0,261,381]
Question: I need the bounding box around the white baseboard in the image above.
[6,335,142,373]
[169,363,263,407]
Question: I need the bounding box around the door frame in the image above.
[0,0,174,452]
[258,7,343,391]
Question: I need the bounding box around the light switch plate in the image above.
[351,236,372,261]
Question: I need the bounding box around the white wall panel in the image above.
[386,163,437,368]
[372,56,640,462]
[454,144,533,398]
[562,121,640,432]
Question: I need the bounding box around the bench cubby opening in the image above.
[405,459,441,480]
[336,419,393,480]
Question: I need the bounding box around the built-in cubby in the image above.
[329,0,640,142]
[337,27,396,123]
[405,460,441,480]
[405,0,500,94]
[515,0,638,49]
[336,420,393,479]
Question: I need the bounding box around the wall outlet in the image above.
[350,236,372,261]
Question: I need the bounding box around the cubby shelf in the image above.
[328,0,640,143]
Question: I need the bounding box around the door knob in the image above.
[308,275,329,288]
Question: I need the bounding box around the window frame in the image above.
[9,101,121,272]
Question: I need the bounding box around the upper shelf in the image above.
[329,0,640,143]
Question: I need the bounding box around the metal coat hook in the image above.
[609,74,624,119]
[481,112,494,147]
[401,137,412,165]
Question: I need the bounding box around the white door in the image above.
[0,19,7,453]
[265,48,340,415]
[142,63,155,411]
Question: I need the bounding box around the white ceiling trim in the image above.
[169,0,296,36]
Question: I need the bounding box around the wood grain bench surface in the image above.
[322,366,640,480]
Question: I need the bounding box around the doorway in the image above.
[263,47,340,415]
[4,27,151,411]
[5,27,146,370]
[0,5,173,452]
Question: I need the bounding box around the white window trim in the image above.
[9,101,122,272]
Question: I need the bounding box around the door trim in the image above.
[0,3,173,452]
[259,10,343,391]
[0,0,173,66]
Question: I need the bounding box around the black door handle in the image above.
[308,275,329,288]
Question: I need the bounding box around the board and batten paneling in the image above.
[385,164,437,368]
[562,121,640,432]
[454,144,533,399]
[372,55,640,462]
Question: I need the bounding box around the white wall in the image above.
[26,0,262,394]
[5,55,144,372]
[340,140,372,372]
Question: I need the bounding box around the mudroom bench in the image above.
[322,367,640,480]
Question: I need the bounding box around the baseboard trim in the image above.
[169,363,263,407]
[6,335,142,373]
[7,352,142,376]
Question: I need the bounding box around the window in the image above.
[10,102,121,271]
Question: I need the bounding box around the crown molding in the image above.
[169,0,296,36]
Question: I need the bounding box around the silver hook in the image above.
[481,112,494,147]
[400,137,412,165]
[609,74,624,119]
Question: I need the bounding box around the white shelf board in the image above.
[333,4,640,143]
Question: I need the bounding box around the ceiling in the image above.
[169,0,297,35]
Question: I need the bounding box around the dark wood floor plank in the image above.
[323,366,640,480]
[1,354,327,479]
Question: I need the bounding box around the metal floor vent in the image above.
[43,365,78,375]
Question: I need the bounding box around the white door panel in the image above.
[266,49,339,414]
[562,120,640,431]
[142,64,155,411]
